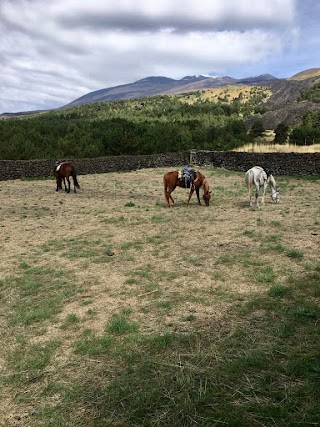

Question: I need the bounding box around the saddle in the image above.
[262,166,273,177]
[54,160,65,172]
[181,166,197,188]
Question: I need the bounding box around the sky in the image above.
[1,0,319,114]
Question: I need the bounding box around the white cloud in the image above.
[0,0,313,113]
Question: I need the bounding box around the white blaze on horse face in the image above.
[271,191,280,203]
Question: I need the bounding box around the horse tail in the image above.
[245,170,251,188]
[72,167,80,189]
[163,174,168,193]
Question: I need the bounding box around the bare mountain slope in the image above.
[255,75,320,128]
[288,68,320,81]
[63,69,320,129]
[63,74,277,108]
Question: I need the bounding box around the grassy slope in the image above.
[288,68,320,81]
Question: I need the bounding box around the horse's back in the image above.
[245,166,266,183]
[163,171,178,183]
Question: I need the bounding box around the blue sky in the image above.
[0,0,319,114]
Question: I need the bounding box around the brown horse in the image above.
[53,161,80,193]
[163,170,211,207]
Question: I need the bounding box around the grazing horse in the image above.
[53,161,80,193]
[163,169,211,207]
[245,166,280,207]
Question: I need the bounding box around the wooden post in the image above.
[189,149,197,166]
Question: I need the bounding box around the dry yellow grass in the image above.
[234,142,320,153]
[288,68,320,81]
[175,85,271,104]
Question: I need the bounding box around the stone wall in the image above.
[0,151,319,181]
[194,151,320,176]
[0,152,189,181]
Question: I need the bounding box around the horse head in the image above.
[271,189,280,203]
[202,177,211,206]
[203,190,211,206]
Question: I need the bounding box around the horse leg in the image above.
[254,182,260,207]
[61,177,67,192]
[195,186,201,205]
[163,177,175,207]
[186,188,195,206]
[72,177,77,193]
[56,177,61,191]
[247,181,253,206]
[66,176,71,193]
[261,182,268,206]
[164,185,173,207]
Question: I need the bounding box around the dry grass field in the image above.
[175,85,271,104]
[0,167,319,427]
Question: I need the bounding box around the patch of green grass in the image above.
[107,314,139,335]
[147,234,165,244]
[268,284,292,297]
[184,314,196,322]
[243,229,256,238]
[6,339,61,385]
[151,214,165,223]
[253,265,276,283]
[123,277,139,286]
[100,215,126,224]
[60,313,81,330]
[286,249,304,259]
[74,333,112,356]
[270,220,282,228]
[211,270,224,281]
[215,254,234,265]
[156,300,174,310]
[4,266,80,327]
[120,240,143,251]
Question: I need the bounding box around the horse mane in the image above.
[202,177,209,191]
[269,174,277,189]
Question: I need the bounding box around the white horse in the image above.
[245,166,280,207]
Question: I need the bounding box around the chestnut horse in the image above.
[163,170,211,207]
[53,161,80,193]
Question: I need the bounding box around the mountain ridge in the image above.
[63,74,277,108]
[1,68,320,129]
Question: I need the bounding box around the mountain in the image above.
[61,69,320,129]
[1,68,320,130]
[253,71,320,128]
[63,74,277,108]
[288,68,320,81]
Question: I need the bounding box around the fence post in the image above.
[189,149,197,166]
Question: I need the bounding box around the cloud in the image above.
[0,0,308,113]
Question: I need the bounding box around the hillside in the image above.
[63,74,277,108]
[288,68,320,81]
[1,68,320,131]
[255,75,320,128]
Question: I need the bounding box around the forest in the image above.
[0,89,319,160]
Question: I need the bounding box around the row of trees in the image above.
[290,110,320,145]
[0,96,254,160]
[1,93,319,160]
[299,82,320,103]
[250,109,320,145]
